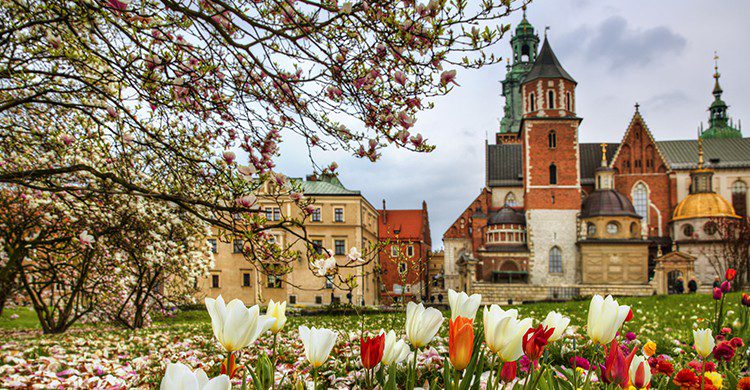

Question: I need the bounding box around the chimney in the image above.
[382,199,387,223]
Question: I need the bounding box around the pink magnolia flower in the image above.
[108,0,129,11]
[236,194,256,208]
[394,71,407,86]
[237,165,256,178]
[79,230,95,246]
[410,134,424,147]
[222,151,236,164]
[289,192,303,202]
[60,134,75,146]
[441,69,458,86]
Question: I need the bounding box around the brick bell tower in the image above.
[520,35,582,285]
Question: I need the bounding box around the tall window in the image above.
[406,245,414,257]
[334,207,344,222]
[547,90,555,109]
[233,239,244,253]
[633,183,649,223]
[566,91,572,111]
[207,239,217,254]
[732,180,747,217]
[549,163,558,185]
[334,239,346,255]
[312,239,324,254]
[311,208,321,222]
[549,246,563,273]
[211,274,220,288]
[504,192,517,207]
[242,273,251,287]
[529,93,536,112]
[548,130,557,148]
[265,207,281,221]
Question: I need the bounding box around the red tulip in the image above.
[625,308,634,322]
[500,361,517,382]
[522,324,554,361]
[221,353,238,378]
[360,333,386,369]
[726,268,737,281]
[602,339,636,388]
[742,293,750,307]
[449,316,475,371]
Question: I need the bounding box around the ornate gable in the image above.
[443,189,491,239]
[610,108,670,175]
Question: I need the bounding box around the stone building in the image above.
[199,173,380,306]
[377,201,432,304]
[444,15,750,303]
[427,250,445,303]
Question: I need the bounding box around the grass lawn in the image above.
[0,292,745,388]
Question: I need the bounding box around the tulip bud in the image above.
[500,361,517,382]
[742,293,750,307]
[713,287,723,300]
[726,268,737,281]
[721,280,731,293]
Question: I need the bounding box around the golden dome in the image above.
[672,192,739,221]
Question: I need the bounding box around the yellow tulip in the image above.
[266,299,287,334]
[693,328,715,358]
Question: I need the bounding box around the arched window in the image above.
[529,93,536,112]
[549,163,558,185]
[548,90,555,109]
[548,130,557,148]
[549,246,563,273]
[566,91,572,111]
[521,44,530,62]
[504,192,517,207]
[632,183,649,223]
[732,180,747,217]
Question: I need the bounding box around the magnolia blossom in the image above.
[266,299,287,334]
[381,330,411,366]
[542,311,571,342]
[205,296,275,352]
[483,305,532,362]
[222,151,236,164]
[237,165,256,178]
[299,326,337,368]
[79,230,95,246]
[587,295,630,345]
[440,69,458,86]
[448,289,481,320]
[347,247,362,262]
[693,329,715,358]
[405,301,443,348]
[312,256,337,276]
[235,194,256,208]
[160,362,230,390]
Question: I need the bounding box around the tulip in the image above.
[721,280,731,293]
[448,289,482,320]
[405,301,444,348]
[361,333,386,369]
[160,362,230,390]
[483,305,533,362]
[266,300,287,334]
[381,330,411,366]
[742,293,750,307]
[523,324,554,361]
[220,353,238,379]
[705,371,723,389]
[726,268,737,281]
[629,355,651,389]
[205,296,275,353]
[299,326,337,368]
[693,328,715,358]
[500,361,517,383]
[602,339,636,388]
[713,287,723,300]
[586,295,630,345]
[542,311,570,342]
[449,316,474,371]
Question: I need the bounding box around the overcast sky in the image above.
[273,0,750,248]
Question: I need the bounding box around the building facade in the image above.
[377,201,432,304]
[199,173,380,306]
[444,15,750,304]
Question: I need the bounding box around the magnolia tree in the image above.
[706,216,750,288]
[1,0,526,295]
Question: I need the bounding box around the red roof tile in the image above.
[378,209,425,240]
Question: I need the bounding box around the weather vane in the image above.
[545,26,550,38]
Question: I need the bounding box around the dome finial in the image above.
[600,143,608,167]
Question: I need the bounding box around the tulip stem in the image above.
[493,357,502,390]
[312,366,318,390]
[408,347,418,390]
[271,333,278,390]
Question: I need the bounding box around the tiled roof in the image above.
[295,177,361,196]
[656,138,750,170]
[378,209,425,239]
[580,143,616,185]
[486,144,523,186]
[522,38,576,84]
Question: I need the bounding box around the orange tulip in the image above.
[449,316,474,371]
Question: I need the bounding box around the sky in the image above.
[273,0,750,249]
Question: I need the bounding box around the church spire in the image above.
[701,52,742,139]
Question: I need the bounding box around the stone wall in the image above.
[526,209,580,285]
[472,281,654,305]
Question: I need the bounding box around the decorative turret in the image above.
[595,143,615,190]
[521,37,577,118]
[700,53,742,139]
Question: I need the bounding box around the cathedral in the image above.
[442,14,750,303]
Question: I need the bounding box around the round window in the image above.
[683,224,694,237]
[606,222,619,234]
[587,223,597,237]
[704,221,718,235]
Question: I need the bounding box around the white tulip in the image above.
[405,301,444,348]
[586,295,630,345]
[629,355,652,389]
[299,326,337,368]
[205,295,275,352]
[266,299,287,334]
[448,289,482,320]
[160,362,230,390]
[381,330,412,366]
[542,311,571,342]
[483,305,533,362]
[693,328,715,358]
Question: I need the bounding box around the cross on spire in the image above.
[544,26,550,38]
[635,102,640,112]
[600,143,608,167]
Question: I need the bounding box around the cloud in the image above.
[643,90,692,112]
[560,15,686,70]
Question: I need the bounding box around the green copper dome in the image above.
[701,59,742,140]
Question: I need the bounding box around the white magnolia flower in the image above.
[448,289,481,320]
[160,362,230,390]
[405,301,443,348]
[205,295,275,352]
[587,295,630,345]
[381,330,411,366]
[347,247,363,262]
[299,326,337,368]
[483,305,532,362]
[693,328,715,358]
[542,311,571,342]
[313,255,337,276]
[79,230,95,246]
[266,299,287,334]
